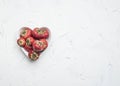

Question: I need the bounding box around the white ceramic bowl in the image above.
[17,27,51,58]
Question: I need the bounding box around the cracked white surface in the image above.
[0,0,120,86]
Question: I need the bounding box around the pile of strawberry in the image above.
[17,27,50,61]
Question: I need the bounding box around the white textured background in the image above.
[0,0,120,86]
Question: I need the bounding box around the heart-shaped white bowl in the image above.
[17,27,51,58]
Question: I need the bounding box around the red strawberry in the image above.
[17,37,26,47]
[26,37,35,46]
[32,39,48,52]
[20,27,32,39]
[39,27,49,39]
[28,50,40,61]
[39,39,48,51]
[32,27,49,39]
[32,40,41,52]
[32,27,41,39]
[24,44,33,52]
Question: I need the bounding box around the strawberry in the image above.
[32,27,41,39]
[26,37,35,46]
[32,40,41,52]
[17,37,26,47]
[32,39,48,52]
[28,50,40,61]
[39,39,48,51]
[20,27,32,39]
[24,44,33,52]
[32,27,49,39]
[39,27,49,39]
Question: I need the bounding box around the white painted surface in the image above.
[0,0,120,86]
